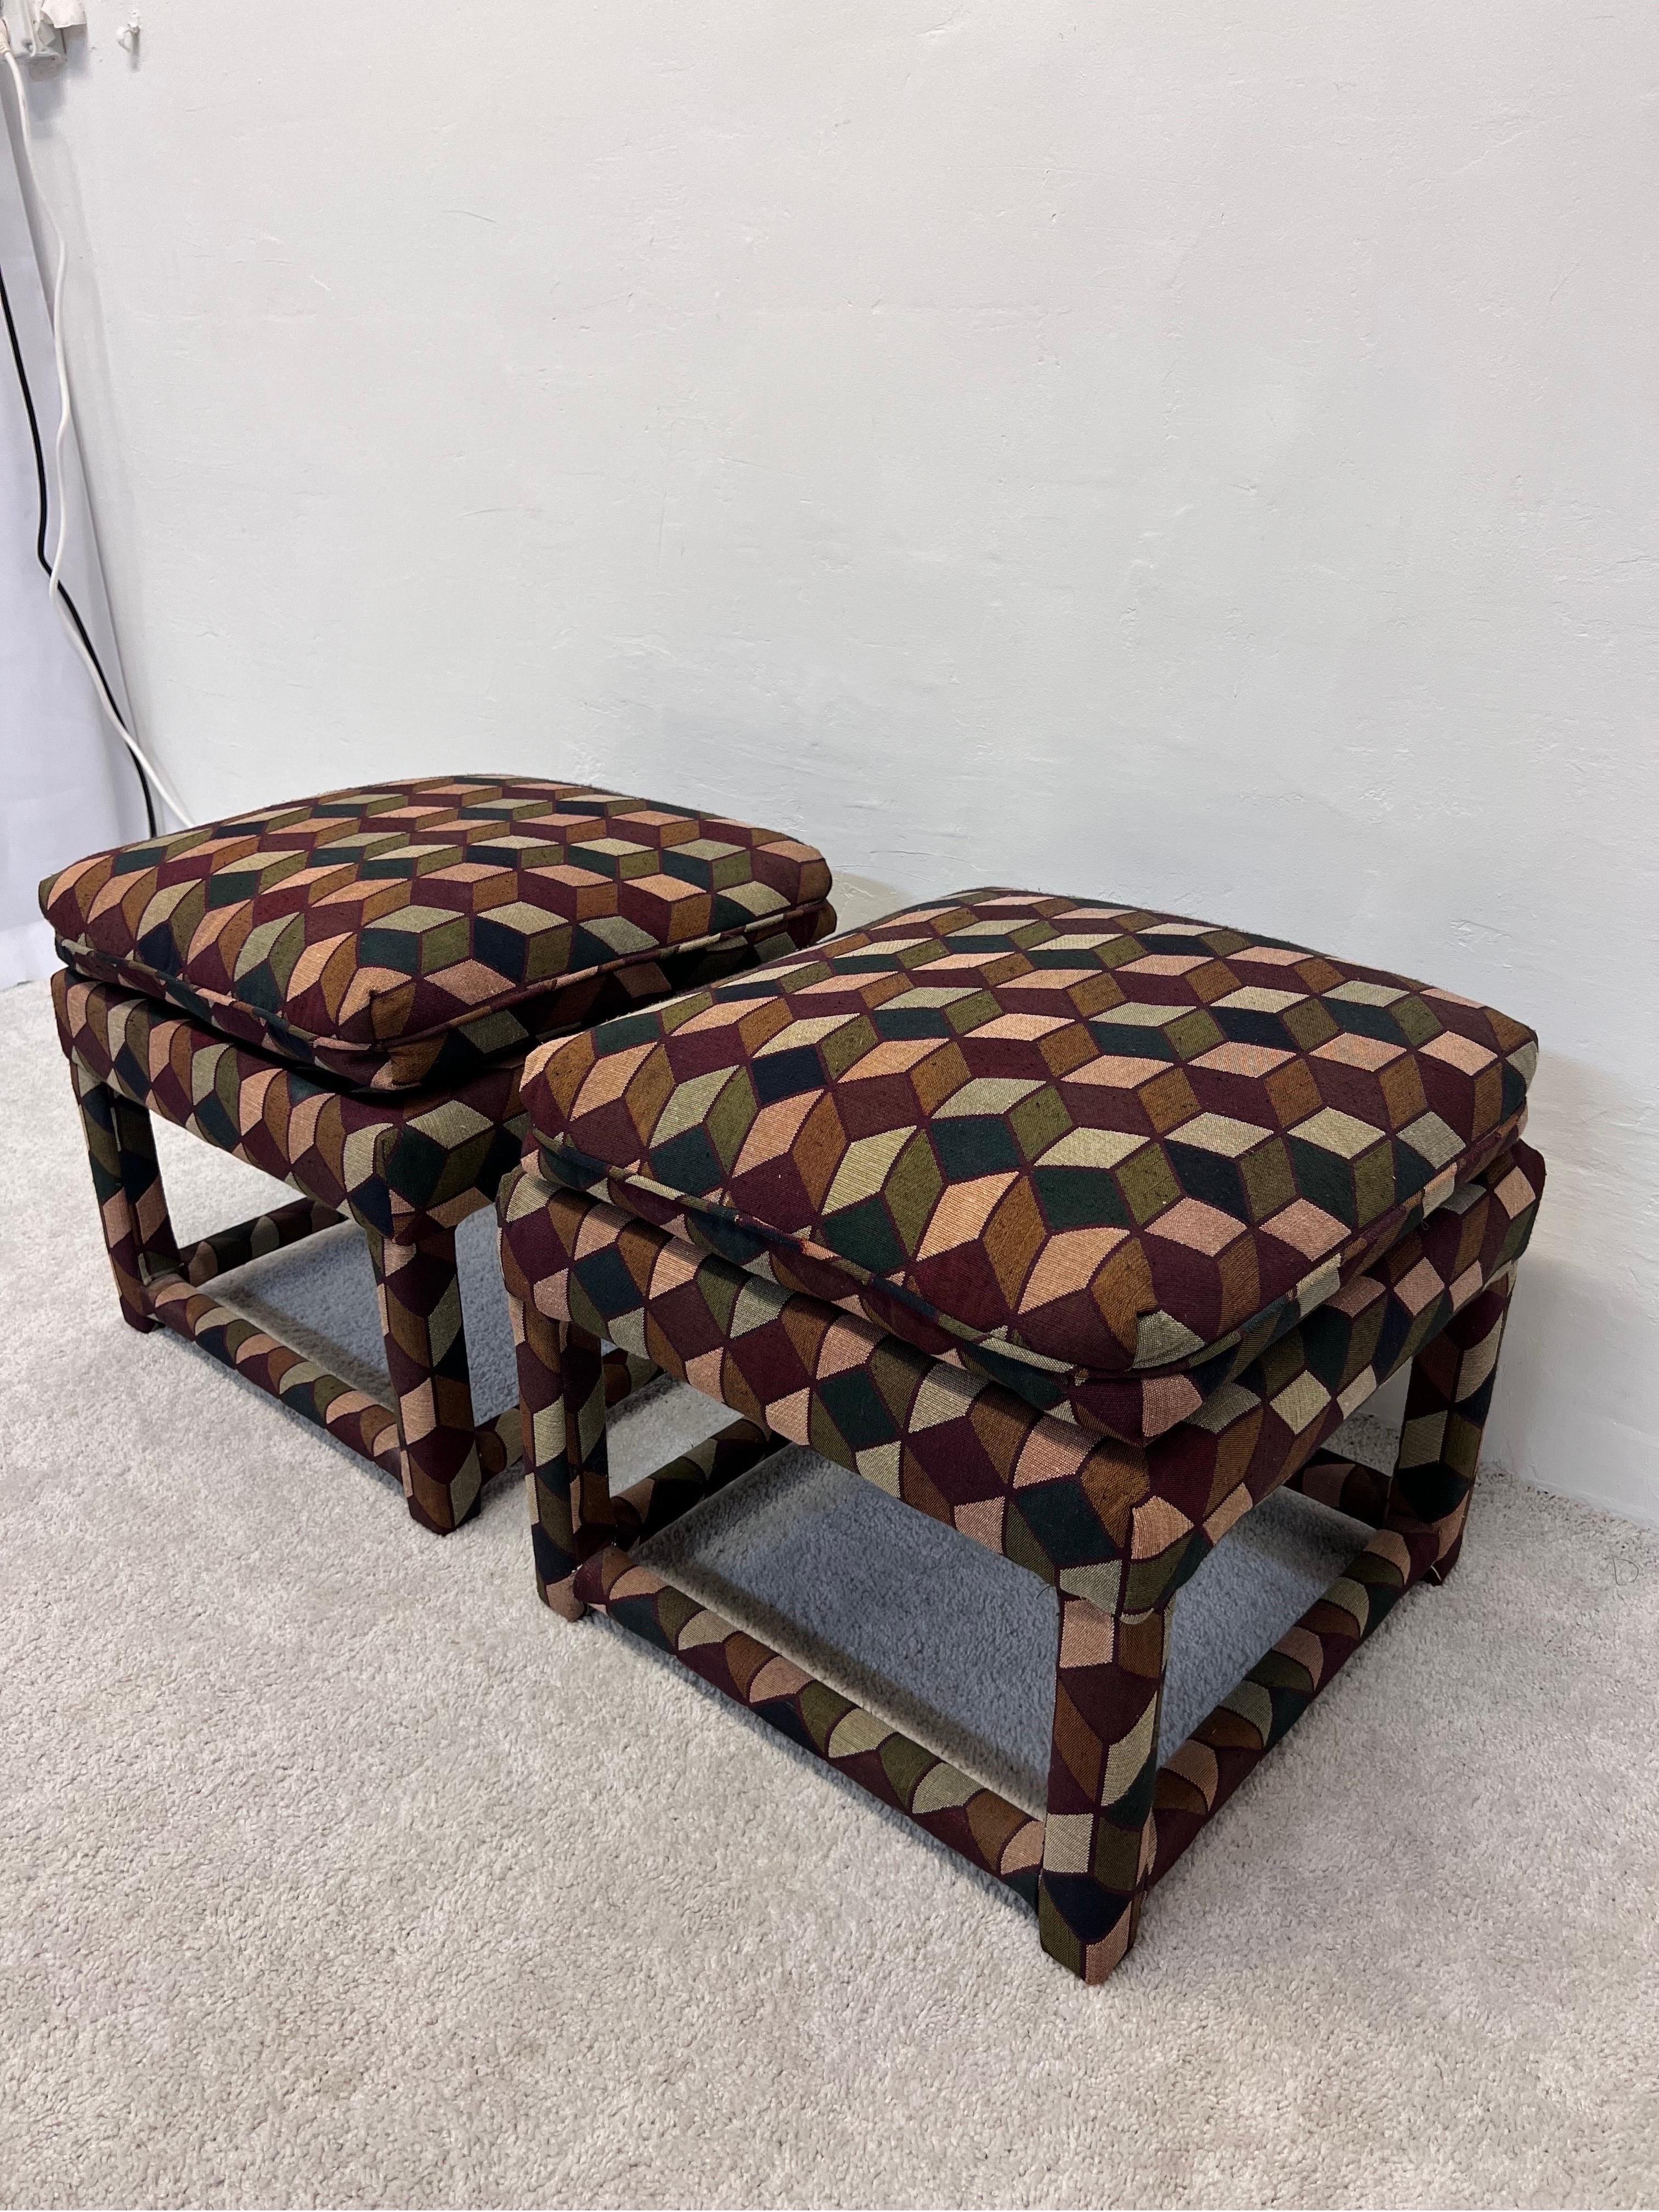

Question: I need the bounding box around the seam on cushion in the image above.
[539,1107,1528,1388]
[54,895,834,1080]
[522,1135,1543,1448]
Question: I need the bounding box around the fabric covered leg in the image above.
[69,1060,179,1333]
[364,1221,484,1534]
[1037,1586,1169,1984]
[1148,1268,1520,1886]
[494,1153,1539,1975]
[1387,1272,1514,1585]
[507,1295,610,1619]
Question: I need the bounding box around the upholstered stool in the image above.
[498,887,1543,1977]
[43,776,833,1532]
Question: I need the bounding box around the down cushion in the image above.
[522,889,1536,1417]
[42,777,834,1093]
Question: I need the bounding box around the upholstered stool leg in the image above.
[364,1222,486,1535]
[69,1060,179,1333]
[1037,1587,1170,1984]
[1387,1272,1515,1586]
[506,1298,611,1619]
[1145,1264,1524,1894]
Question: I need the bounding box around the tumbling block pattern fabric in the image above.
[521,889,1537,1443]
[503,898,1542,1979]
[1147,1274,1517,1886]
[46,774,831,1529]
[502,1134,1537,1979]
[60,968,651,1528]
[57,970,524,1239]
[506,1314,787,1622]
[502,1139,1542,1615]
[59,968,527,1529]
[42,776,835,1092]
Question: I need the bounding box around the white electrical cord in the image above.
[1,27,191,828]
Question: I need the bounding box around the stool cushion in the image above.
[41,777,833,1093]
[522,888,1536,1402]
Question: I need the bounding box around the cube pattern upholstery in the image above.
[55,967,523,1241]
[499,1129,1541,1979]
[56,966,529,1528]
[556,1263,1518,1932]
[522,889,1536,1438]
[500,886,1543,1979]
[47,775,832,1532]
[42,776,834,1093]
[503,1138,1543,1613]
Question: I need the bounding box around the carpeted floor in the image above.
[2,975,1656,2210]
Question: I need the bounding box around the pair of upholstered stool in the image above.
[47,793,1543,1983]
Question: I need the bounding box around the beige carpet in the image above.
[2,976,1657,2211]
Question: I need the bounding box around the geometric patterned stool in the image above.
[498,887,1543,1971]
[43,776,834,1532]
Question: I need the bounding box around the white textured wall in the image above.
[1,87,138,983]
[16,2,1659,1519]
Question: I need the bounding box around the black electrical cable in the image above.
[1,241,156,836]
